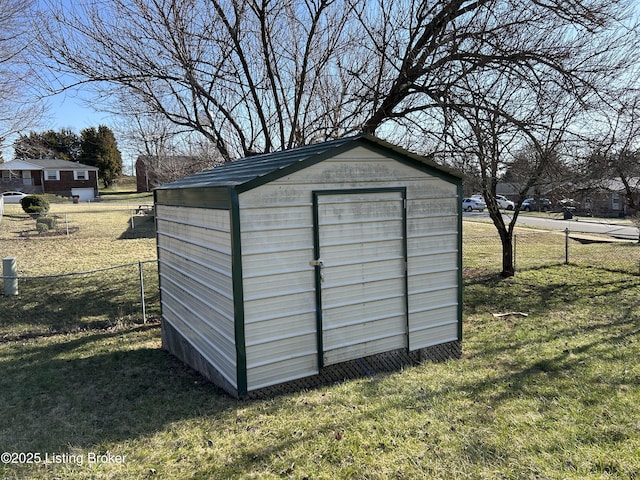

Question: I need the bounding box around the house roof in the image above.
[156,133,462,192]
[0,158,99,171]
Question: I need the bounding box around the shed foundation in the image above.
[163,317,461,398]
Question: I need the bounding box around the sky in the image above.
[45,91,110,133]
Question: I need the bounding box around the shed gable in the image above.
[238,146,461,392]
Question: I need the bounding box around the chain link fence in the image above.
[464,229,640,276]
[0,260,159,341]
[4,201,640,341]
[1,203,159,341]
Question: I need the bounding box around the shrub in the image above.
[36,216,57,232]
[21,195,50,217]
[36,222,49,234]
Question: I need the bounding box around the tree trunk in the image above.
[500,231,515,277]
[484,195,516,277]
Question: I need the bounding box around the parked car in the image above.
[462,197,486,212]
[521,197,552,212]
[471,194,515,210]
[496,195,515,210]
[0,191,27,204]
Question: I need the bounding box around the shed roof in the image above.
[156,133,462,192]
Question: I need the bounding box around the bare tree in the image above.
[446,73,583,275]
[0,0,42,157]
[115,108,222,187]
[36,0,367,161]
[353,0,639,276]
[34,0,640,275]
[581,84,640,239]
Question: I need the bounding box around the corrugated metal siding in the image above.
[238,198,318,391]
[317,191,406,365]
[239,147,460,391]
[156,205,237,389]
[406,191,459,350]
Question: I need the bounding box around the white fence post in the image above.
[2,257,18,296]
[139,261,146,323]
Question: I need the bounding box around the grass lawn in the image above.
[1,201,639,479]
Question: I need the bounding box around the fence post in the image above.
[565,228,570,265]
[2,257,18,296]
[139,261,147,323]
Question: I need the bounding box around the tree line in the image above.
[13,126,123,188]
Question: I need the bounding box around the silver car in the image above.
[462,197,486,212]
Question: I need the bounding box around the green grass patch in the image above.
[1,216,639,479]
[0,202,159,338]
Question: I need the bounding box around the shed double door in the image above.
[313,189,408,367]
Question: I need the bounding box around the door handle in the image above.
[310,259,324,283]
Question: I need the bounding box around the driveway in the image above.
[464,211,639,240]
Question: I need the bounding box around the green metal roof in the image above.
[155,133,462,192]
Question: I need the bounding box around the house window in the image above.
[45,170,60,181]
[74,170,89,180]
[2,170,18,182]
[22,171,32,186]
[612,194,620,211]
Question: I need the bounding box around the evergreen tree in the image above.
[13,129,81,160]
[79,125,123,187]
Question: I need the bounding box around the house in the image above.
[136,155,219,192]
[154,133,463,397]
[572,178,640,217]
[0,158,99,201]
[497,179,640,217]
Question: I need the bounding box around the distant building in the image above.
[497,179,640,217]
[0,158,99,200]
[136,155,219,192]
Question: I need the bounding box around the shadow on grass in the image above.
[463,264,639,317]
[0,265,160,340]
[0,324,237,454]
[119,215,156,239]
[0,264,638,478]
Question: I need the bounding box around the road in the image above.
[464,211,639,240]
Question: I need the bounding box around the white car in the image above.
[496,195,515,210]
[462,197,486,212]
[1,191,27,204]
[471,194,515,210]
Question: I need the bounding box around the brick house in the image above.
[0,158,100,201]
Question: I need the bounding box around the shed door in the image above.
[313,189,408,367]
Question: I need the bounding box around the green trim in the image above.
[312,187,409,367]
[311,192,324,369]
[457,182,464,342]
[236,136,462,193]
[153,189,166,327]
[400,189,409,351]
[155,186,230,210]
[229,187,248,396]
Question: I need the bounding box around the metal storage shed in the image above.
[154,133,463,397]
